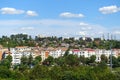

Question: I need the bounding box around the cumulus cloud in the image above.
[60,12,84,18]
[26,10,38,16]
[99,5,120,14]
[0,7,24,14]
[21,27,34,30]
[0,7,38,17]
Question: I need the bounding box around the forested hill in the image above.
[0,34,120,49]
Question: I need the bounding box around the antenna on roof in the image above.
[111,34,113,40]
[114,35,116,40]
[107,33,109,40]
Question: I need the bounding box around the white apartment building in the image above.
[69,48,95,58]
[49,49,66,58]
[40,47,67,61]
[95,49,118,62]
[69,48,119,62]
[4,46,120,65]
[10,46,36,65]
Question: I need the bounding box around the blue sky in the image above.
[0,0,120,39]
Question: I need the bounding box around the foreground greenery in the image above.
[0,64,119,80]
[0,54,120,80]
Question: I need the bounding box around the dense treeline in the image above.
[0,53,120,80]
[0,64,118,80]
[0,34,36,47]
[0,34,120,49]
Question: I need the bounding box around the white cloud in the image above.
[21,27,34,30]
[99,5,120,14]
[98,31,104,34]
[114,31,120,34]
[81,26,92,30]
[0,7,38,17]
[0,19,119,39]
[79,22,92,30]
[79,31,87,36]
[26,10,38,16]
[0,7,24,14]
[79,22,88,26]
[0,19,109,38]
[77,22,107,37]
[60,12,84,18]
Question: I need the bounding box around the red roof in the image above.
[73,49,80,52]
[87,49,95,52]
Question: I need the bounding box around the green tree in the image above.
[64,48,69,56]
[112,56,118,68]
[43,56,54,66]
[79,56,86,65]
[101,54,108,63]
[0,59,11,69]
[21,55,28,65]
[117,56,120,67]
[19,64,28,73]
[89,55,96,63]
[35,55,42,62]
[28,54,33,68]
[33,55,42,65]
[29,65,49,80]
[65,54,79,66]
[49,66,63,80]
[55,57,66,66]
[61,71,77,80]
[19,55,28,72]
[6,54,12,63]
[98,61,107,69]
[85,57,91,65]
[12,70,25,80]
[0,54,12,69]
[0,66,12,79]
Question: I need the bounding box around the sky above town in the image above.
[0,0,120,39]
